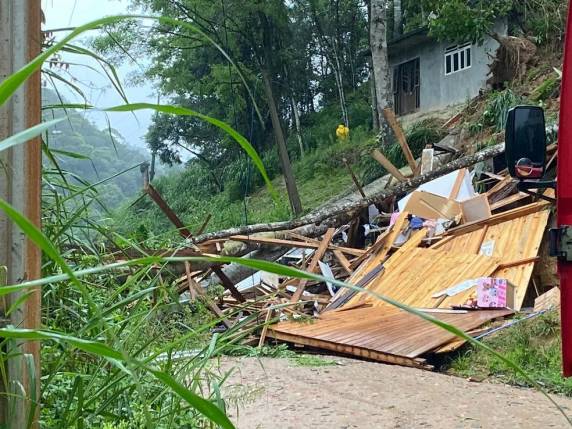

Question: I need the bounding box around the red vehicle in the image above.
[505,3,572,376]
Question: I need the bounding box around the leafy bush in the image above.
[483,89,523,132]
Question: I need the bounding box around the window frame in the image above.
[444,43,472,76]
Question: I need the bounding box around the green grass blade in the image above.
[0,327,236,429]
[0,118,65,153]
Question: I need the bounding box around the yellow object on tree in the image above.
[336,124,350,140]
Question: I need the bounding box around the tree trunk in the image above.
[393,0,402,37]
[369,61,380,131]
[370,0,392,142]
[194,142,506,243]
[332,43,349,127]
[290,96,305,158]
[261,69,303,216]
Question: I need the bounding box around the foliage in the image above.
[482,88,523,131]
[421,0,512,43]
[513,0,567,45]
[448,311,572,396]
[531,76,561,101]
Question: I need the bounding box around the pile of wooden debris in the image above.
[137,109,560,369]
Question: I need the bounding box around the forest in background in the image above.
[88,0,565,243]
[42,89,148,208]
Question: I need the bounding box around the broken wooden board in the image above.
[534,287,560,312]
[460,194,491,223]
[269,305,511,366]
[438,207,551,310]
[345,247,500,309]
[403,190,461,220]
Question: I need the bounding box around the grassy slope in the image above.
[446,311,572,395]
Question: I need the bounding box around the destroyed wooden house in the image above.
[133,108,559,371]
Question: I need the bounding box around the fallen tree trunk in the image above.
[194,143,505,243]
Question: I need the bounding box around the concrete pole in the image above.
[0,1,42,427]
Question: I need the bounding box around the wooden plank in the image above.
[383,108,418,173]
[333,250,353,274]
[291,228,336,303]
[146,184,192,238]
[258,305,274,348]
[490,192,530,211]
[228,234,365,257]
[534,287,560,311]
[195,214,212,235]
[420,148,434,175]
[403,191,461,220]
[448,168,467,199]
[184,267,232,329]
[348,227,392,270]
[267,330,429,369]
[460,194,491,223]
[213,267,246,303]
[444,201,551,237]
[371,149,407,182]
[469,225,489,254]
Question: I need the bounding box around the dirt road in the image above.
[219,356,572,429]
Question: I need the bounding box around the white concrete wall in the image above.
[389,20,507,113]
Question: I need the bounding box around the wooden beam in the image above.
[184,268,232,329]
[258,305,273,348]
[333,250,353,274]
[445,200,551,237]
[371,149,407,182]
[497,256,540,270]
[448,168,467,200]
[146,184,193,238]
[227,235,365,257]
[383,108,418,173]
[212,267,246,303]
[291,228,336,303]
[342,157,366,198]
[490,192,530,211]
[195,214,212,235]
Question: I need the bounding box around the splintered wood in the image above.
[147,142,555,369]
[259,195,551,367]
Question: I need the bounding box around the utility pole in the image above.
[0,1,42,427]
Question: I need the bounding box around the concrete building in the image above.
[388,21,508,116]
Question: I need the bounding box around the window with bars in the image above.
[444,43,471,75]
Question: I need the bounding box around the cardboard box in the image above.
[476,278,514,309]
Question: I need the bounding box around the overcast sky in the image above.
[42,0,155,153]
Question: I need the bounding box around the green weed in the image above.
[447,311,572,396]
[291,355,337,367]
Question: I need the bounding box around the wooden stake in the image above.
[371,149,407,182]
[291,228,336,303]
[383,108,418,173]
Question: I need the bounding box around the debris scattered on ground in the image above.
[129,108,559,370]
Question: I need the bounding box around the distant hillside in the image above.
[42,89,148,209]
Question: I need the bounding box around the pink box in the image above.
[477,278,514,309]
